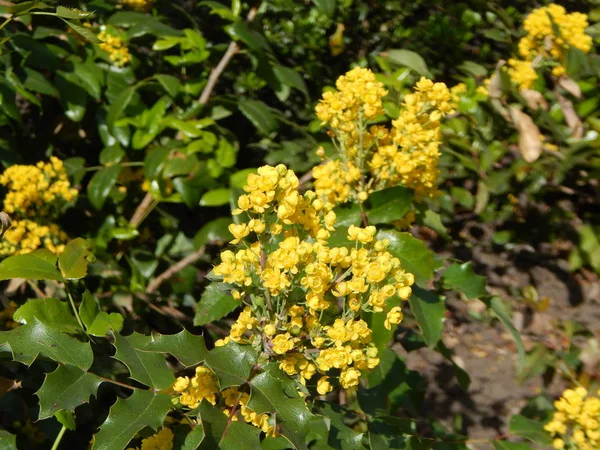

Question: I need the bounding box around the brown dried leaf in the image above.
[558,77,582,99]
[520,89,549,111]
[508,106,543,162]
[0,212,11,239]
[487,60,505,99]
[557,92,584,138]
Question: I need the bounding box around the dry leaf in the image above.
[0,211,11,239]
[520,89,548,111]
[509,106,543,162]
[487,60,505,99]
[557,92,584,138]
[0,377,21,399]
[558,76,582,99]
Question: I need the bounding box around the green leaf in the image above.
[197,402,261,450]
[107,85,137,134]
[92,390,173,450]
[0,249,61,281]
[200,188,231,207]
[79,291,99,330]
[62,19,101,44]
[408,286,445,348]
[0,319,93,369]
[0,430,17,449]
[317,402,366,450]
[143,332,257,387]
[153,74,181,97]
[88,312,124,336]
[421,210,448,239]
[311,0,336,17]
[55,410,76,430]
[13,297,80,333]
[273,65,308,99]
[442,263,487,299]
[174,424,206,450]
[378,230,434,285]
[55,6,94,19]
[238,98,278,135]
[59,238,93,280]
[100,145,125,165]
[36,365,103,420]
[194,283,239,326]
[23,68,58,97]
[382,49,431,77]
[228,22,271,53]
[112,332,174,390]
[87,165,121,210]
[248,364,315,450]
[487,297,525,370]
[365,186,412,224]
[193,218,233,248]
[508,415,551,446]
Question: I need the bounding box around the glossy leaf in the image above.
[0,249,61,281]
[112,332,175,390]
[0,430,16,449]
[36,365,103,420]
[197,402,261,450]
[194,283,239,326]
[193,218,233,248]
[442,263,487,299]
[13,298,80,333]
[365,186,413,224]
[59,238,93,280]
[92,390,173,450]
[200,188,231,207]
[238,98,278,135]
[383,49,432,77]
[508,415,551,446]
[0,319,93,369]
[408,286,445,348]
[378,230,435,285]
[87,165,121,210]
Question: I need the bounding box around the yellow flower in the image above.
[122,0,153,12]
[174,367,219,408]
[339,367,360,389]
[384,306,403,330]
[98,30,132,67]
[272,332,295,355]
[317,376,333,395]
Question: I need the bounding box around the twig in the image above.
[50,425,67,450]
[146,247,205,293]
[129,192,156,229]
[197,4,259,105]
[98,376,139,391]
[298,169,314,188]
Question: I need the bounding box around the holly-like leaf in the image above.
[13,297,80,333]
[0,319,93,369]
[36,365,103,420]
[92,390,173,450]
[365,186,413,225]
[248,364,315,450]
[197,402,261,450]
[194,283,239,326]
[142,332,258,387]
[58,238,93,280]
[378,230,434,285]
[87,165,121,210]
[442,262,487,299]
[0,249,61,281]
[408,286,445,348]
[173,424,206,450]
[317,402,366,450]
[112,332,174,390]
[0,430,16,449]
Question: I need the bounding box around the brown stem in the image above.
[146,247,205,293]
[360,211,369,227]
[98,376,139,391]
[129,192,156,228]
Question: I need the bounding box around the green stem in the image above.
[0,15,14,33]
[64,283,87,334]
[50,425,67,450]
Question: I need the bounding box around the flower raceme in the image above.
[545,387,600,450]
[126,428,174,450]
[172,164,414,434]
[98,29,132,67]
[508,4,592,90]
[0,157,76,256]
[313,67,454,202]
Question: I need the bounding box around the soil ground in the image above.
[401,220,600,449]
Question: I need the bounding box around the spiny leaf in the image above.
[55,6,94,19]
[508,415,552,446]
[194,283,239,326]
[36,365,103,420]
[408,286,445,348]
[62,19,101,44]
[197,401,261,450]
[112,332,174,390]
[248,364,315,450]
[92,390,173,450]
[13,297,80,333]
[379,230,435,285]
[0,319,93,369]
[0,249,61,281]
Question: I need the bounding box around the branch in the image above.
[146,247,205,294]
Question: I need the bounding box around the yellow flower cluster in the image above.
[173,367,277,436]
[211,164,413,396]
[0,157,77,217]
[545,387,600,450]
[98,30,131,67]
[122,0,153,12]
[0,301,18,329]
[313,68,453,202]
[0,157,75,256]
[127,428,173,450]
[509,4,592,89]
